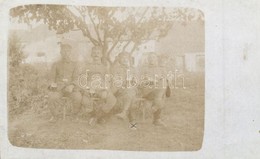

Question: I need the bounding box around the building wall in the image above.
[185,54,197,72]
[184,53,205,72]
[12,21,204,67]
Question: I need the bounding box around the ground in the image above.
[8,88,204,151]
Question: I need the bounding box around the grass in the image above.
[8,87,204,151]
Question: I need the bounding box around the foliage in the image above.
[8,65,49,116]
[10,5,204,64]
[8,33,26,67]
[8,34,49,117]
[8,5,205,118]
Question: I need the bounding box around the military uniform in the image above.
[48,60,82,118]
[110,53,137,121]
[138,54,168,126]
[81,61,116,117]
[80,46,117,125]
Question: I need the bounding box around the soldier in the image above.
[48,44,82,122]
[139,52,168,127]
[80,46,116,125]
[110,52,137,122]
[159,54,172,97]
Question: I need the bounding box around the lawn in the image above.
[8,87,204,151]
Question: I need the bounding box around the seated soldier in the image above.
[80,46,116,126]
[48,44,82,122]
[138,52,168,127]
[110,52,137,122]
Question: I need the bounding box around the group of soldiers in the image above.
[47,43,171,127]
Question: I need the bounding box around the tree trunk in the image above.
[101,40,112,66]
[130,43,139,54]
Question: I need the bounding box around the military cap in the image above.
[60,43,72,51]
[117,52,131,59]
[92,45,103,51]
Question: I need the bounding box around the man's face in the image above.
[148,54,158,66]
[60,46,72,62]
[119,55,130,67]
[159,58,168,67]
[91,48,102,61]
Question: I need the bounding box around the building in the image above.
[174,52,205,72]
[10,20,204,72]
[156,20,205,73]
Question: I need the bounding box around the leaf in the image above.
[10,5,203,57]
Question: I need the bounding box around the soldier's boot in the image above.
[89,105,106,126]
[48,92,63,122]
[48,101,59,122]
[128,108,135,123]
[89,114,106,126]
[70,91,82,121]
[116,97,133,120]
[49,116,59,123]
[89,117,97,126]
[152,109,167,127]
[96,110,107,124]
[127,108,138,130]
[116,111,128,120]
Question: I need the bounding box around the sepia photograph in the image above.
[7,4,205,151]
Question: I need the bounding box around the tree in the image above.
[8,33,26,67]
[10,5,204,65]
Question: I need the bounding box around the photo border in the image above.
[1,0,225,158]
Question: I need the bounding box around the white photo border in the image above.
[2,0,259,159]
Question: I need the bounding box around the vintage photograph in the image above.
[8,4,205,151]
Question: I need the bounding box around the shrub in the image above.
[8,34,49,117]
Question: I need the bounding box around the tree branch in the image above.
[130,42,139,54]
[122,41,131,51]
[64,6,99,46]
[106,35,122,55]
[136,7,149,24]
[108,8,116,18]
[106,8,150,57]
[87,7,103,44]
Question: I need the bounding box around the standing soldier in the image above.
[159,54,172,97]
[139,52,168,127]
[48,43,82,122]
[110,52,137,122]
[80,46,116,125]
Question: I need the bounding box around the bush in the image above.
[8,34,49,117]
[8,33,26,67]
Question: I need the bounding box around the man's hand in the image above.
[64,85,75,93]
[50,82,57,88]
[48,83,58,91]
